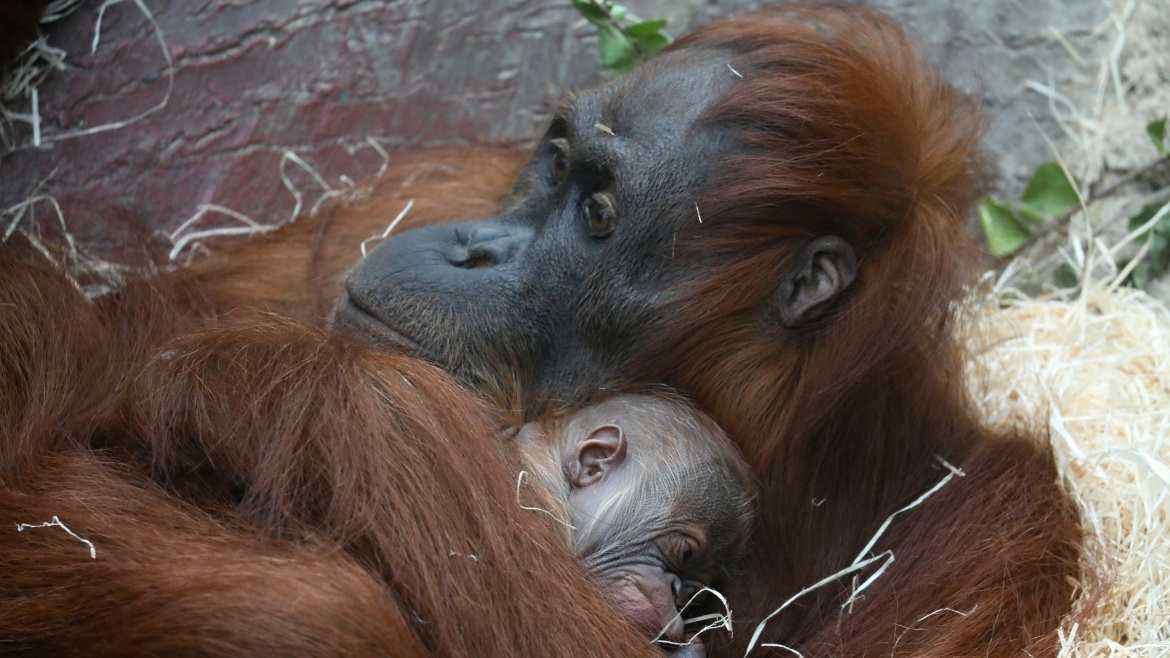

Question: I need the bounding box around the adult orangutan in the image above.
[0,4,1081,658]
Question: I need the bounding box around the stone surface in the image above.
[0,0,1107,255]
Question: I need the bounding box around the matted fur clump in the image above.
[967,282,1170,655]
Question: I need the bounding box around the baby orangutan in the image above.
[511,394,756,656]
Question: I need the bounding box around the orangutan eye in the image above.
[550,138,571,181]
[586,193,616,238]
[678,535,699,563]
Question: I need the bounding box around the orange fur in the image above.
[1,453,430,657]
[643,7,1081,655]
[0,5,1083,658]
[0,250,659,657]
[180,148,527,323]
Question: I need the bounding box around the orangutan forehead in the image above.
[552,50,736,152]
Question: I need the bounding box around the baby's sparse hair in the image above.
[514,393,756,582]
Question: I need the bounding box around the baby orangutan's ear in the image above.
[564,424,627,488]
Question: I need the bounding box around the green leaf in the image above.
[598,25,638,72]
[1013,204,1045,226]
[979,197,1032,257]
[1122,203,1170,288]
[1148,117,1167,156]
[609,4,627,21]
[1125,259,1151,290]
[1053,263,1079,289]
[627,31,668,53]
[572,0,609,24]
[623,19,668,55]
[623,18,668,38]
[1151,232,1170,276]
[1019,161,1080,219]
[1128,202,1164,233]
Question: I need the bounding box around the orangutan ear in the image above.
[771,235,856,327]
[564,424,627,488]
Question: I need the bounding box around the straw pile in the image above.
[967,281,1170,655]
[968,0,1170,651]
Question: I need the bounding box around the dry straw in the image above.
[973,1,1170,650]
[967,273,1170,656]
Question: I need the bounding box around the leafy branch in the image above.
[979,115,1170,289]
[571,0,670,73]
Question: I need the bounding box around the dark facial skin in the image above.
[337,46,856,410]
[335,49,743,406]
